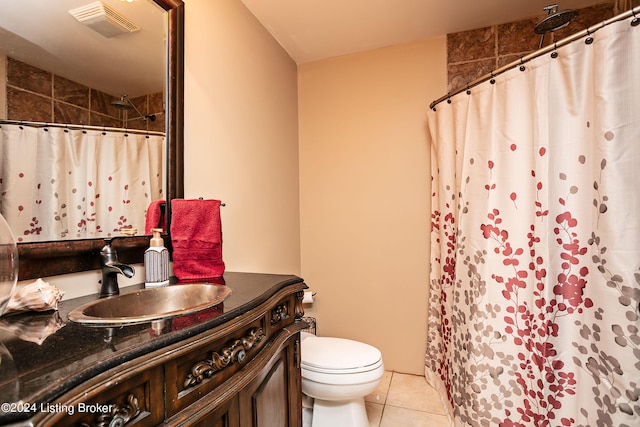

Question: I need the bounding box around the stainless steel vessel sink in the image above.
[68,284,231,326]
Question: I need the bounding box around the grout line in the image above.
[386,371,394,404]
[384,402,446,414]
[378,371,394,426]
[377,405,385,427]
[376,371,393,427]
[370,370,450,425]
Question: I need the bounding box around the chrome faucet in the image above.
[99,238,135,298]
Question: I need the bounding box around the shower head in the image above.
[534,9,579,34]
[535,7,578,34]
[111,96,134,110]
[535,5,578,48]
[110,95,156,121]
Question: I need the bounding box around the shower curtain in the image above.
[425,14,639,427]
[0,124,164,241]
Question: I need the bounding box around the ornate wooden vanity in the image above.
[0,273,307,426]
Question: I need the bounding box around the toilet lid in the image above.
[301,336,382,371]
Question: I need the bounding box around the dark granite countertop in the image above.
[0,272,304,425]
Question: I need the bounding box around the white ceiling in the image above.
[0,0,165,98]
[0,0,609,97]
[240,0,608,63]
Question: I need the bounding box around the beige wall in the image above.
[183,0,301,274]
[27,0,300,295]
[298,39,446,374]
[31,1,448,376]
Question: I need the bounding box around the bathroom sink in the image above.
[68,283,231,327]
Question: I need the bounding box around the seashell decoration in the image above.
[3,279,65,316]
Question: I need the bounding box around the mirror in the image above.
[6,0,184,279]
[0,0,167,244]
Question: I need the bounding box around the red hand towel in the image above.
[170,199,225,280]
[144,200,166,234]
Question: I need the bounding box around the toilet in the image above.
[300,332,384,427]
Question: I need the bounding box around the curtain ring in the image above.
[551,43,558,59]
[466,84,471,95]
[631,9,640,26]
[585,29,594,44]
[446,93,452,104]
[519,58,526,72]
[490,72,496,85]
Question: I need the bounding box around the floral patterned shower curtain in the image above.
[0,125,164,241]
[425,14,639,427]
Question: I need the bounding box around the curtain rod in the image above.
[430,6,640,110]
[0,120,166,137]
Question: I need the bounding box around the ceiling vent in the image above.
[69,1,140,38]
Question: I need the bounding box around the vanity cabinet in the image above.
[0,273,306,427]
[183,328,302,427]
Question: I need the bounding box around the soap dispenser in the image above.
[145,228,169,288]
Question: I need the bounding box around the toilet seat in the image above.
[300,333,384,427]
[301,335,382,374]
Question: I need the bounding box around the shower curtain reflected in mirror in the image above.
[426,14,639,427]
[0,124,164,242]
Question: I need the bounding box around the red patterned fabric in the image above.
[425,16,639,427]
[0,126,164,241]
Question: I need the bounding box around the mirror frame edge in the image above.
[16,0,185,281]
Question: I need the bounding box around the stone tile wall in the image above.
[446,0,640,94]
[3,57,164,132]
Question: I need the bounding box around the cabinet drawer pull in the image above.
[270,303,290,324]
[184,327,265,389]
[79,393,140,427]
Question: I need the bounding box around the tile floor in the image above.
[364,371,451,427]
